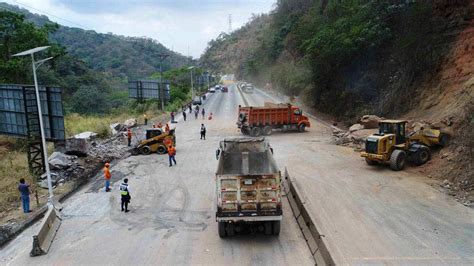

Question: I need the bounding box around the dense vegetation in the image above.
[201,0,467,121]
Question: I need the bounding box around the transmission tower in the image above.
[228,14,232,33]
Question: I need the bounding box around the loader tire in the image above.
[414,146,430,166]
[390,150,406,171]
[140,146,151,155]
[251,127,262,137]
[218,222,226,238]
[263,126,272,136]
[157,145,167,155]
[439,133,450,147]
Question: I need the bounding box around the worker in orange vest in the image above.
[165,123,170,132]
[127,128,132,147]
[167,145,176,167]
[104,162,111,192]
[143,114,148,125]
[157,122,163,129]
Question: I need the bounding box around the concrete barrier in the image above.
[30,207,62,257]
[283,168,335,265]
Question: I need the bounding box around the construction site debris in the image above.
[65,138,90,157]
[349,123,364,132]
[48,152,71,169]
[73,131,98,140]
[124,118,137,128]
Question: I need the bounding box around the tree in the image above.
[70,86,110,114]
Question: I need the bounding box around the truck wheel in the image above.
[251,127,262,137]
[157,145,167,154]
[264,221,272,235]
[263,126,272,136]
[272,221,280,236]
[365,158,377,165]
[298,124,306,132]
[241,128,249,135]
[225,223,235,237]
[218,222,226,238]
[414,146,430,166]
[390,150,406,171]
[140,146,151,155]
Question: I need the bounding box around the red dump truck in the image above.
[237,103,311,136]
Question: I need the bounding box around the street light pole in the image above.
[188,66,195,100]
[13,46,55,208]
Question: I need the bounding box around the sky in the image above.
[4,0,276,58]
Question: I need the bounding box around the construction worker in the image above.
[167,145,177,167]
[104,163,111,192]
[201,108,205,119]
[127,128,132,147]
[165,123,170,132]
[200,124,206,140]
[18,178,31,213]
[119,178,131,212]
[143,114,148,125]
[157,122,163,129]
[182,110,187,121]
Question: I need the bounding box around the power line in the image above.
[12,0,90,29]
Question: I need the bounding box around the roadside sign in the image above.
[128,80,171,101]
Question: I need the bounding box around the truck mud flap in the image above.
[283,168,335,266]
[30,207,62,257]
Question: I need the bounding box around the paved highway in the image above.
[1,83,473,265]
[0,85,313,265]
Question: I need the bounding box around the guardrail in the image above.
[282,168,335,265]
[30,207,62,256]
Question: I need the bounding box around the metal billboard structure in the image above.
[128,80,171,103]
[0,84,65,176]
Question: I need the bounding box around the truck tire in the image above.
[390,150,406,171]
[365,158,377,165]
[218,222,226,238]
[251,127,262,137]
[157,145,167,154]
[241,128,249,135]
[263,126,272,136]
[140,146,151,155]
[264,221,272,235]
[414,145,430,166]
[439,133,450,147]
[272,221,280,236]
[298,124,306,132]
[225,223,235,237]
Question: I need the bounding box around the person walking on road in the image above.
[200,124,206,140]
[18,178,31,213]
[167,145,177,167]
[171,111,175,123]
[143,114,148,125]
[104,163,111,192]
[119,178,131,212]
[201,108,205,119]
[194,109,199,119]
[189,105,192,114]
[182,110,187,121]
[127,128,132,147]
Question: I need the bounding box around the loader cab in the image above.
[378,120,407,145]
[146,128,165,139]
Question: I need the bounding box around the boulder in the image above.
[411,122,430,132]
[48,152,71,169]
[360,115,381,129]
[65,138,90,156]
[74,131,98,140]
[124,118,137,128]
[349,123,364,133]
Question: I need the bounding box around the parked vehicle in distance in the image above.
[242,84,254,93]
[221,86,228,92]
[237,103,311,136]
[193,96,202,105]
[209,87,216,93]
[215,137,282,238]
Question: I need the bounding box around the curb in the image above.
[283,168,335,265]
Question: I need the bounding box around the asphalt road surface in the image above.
[1,84,473,265]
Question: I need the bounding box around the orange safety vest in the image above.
[104,167,111,180]
[165,124,170,132]
[167,146,176,156]
[127,130,132,139]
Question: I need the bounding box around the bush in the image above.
[70,86,110,114]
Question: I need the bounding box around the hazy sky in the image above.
[5,0,276,58]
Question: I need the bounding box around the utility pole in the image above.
[157,54,169,110]
[188,66,195,100]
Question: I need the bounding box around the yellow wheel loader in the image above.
[131,128,176,155]
[361,120,449,171]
